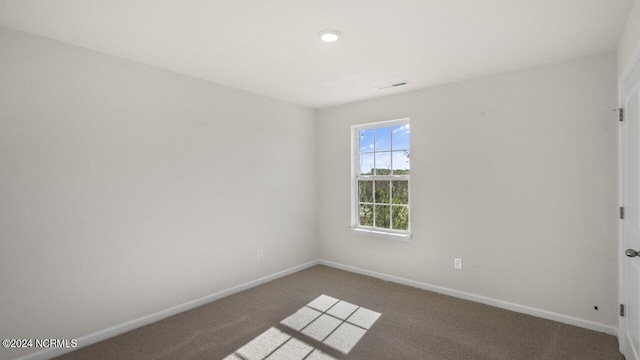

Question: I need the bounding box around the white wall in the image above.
[0,20,623,360]
[0,26,318,360]
[318,52,619,328]
[618,0,640,77]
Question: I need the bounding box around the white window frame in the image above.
[350,118,411,240]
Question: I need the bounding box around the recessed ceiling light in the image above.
[318,29,341,43]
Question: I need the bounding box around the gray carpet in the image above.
[54,265,625,360]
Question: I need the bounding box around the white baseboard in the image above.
[13,258,617,360]
[14,260,320,360]
[318,259,618,336]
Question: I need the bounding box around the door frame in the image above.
[619,42,640,354]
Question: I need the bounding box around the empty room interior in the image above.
[3,1,640,359]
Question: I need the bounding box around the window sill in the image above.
[349,227,412,241]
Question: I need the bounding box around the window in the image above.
[352,119,410,237]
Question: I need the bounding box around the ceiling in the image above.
[0,0,633,108]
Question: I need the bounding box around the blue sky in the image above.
[359,124,410,174]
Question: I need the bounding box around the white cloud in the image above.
[393,124,410,137]
[392,125,405,134]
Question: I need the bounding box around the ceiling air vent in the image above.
[375,81,409,90]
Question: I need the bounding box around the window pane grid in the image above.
[359,179,408,230]
[359,143,409,177]
[355,121,410,233]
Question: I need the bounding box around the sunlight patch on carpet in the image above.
[223,294,380,359]
[281,295,381,354]
[227,327,290,360]
[223,327,334,360]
